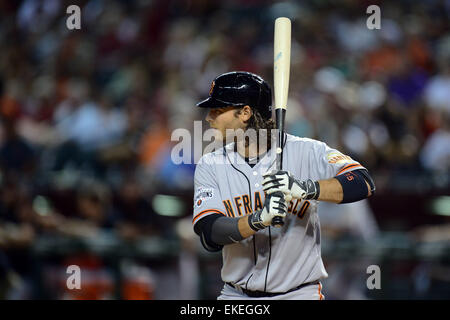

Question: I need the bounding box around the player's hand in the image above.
[248,191,288,230]
[262,170,319,201]
[262,170,305,201]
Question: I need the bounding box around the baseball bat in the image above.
[271,17,291,228]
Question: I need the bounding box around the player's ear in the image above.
[239,105,252,122]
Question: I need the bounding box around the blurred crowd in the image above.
[0,0,449,299]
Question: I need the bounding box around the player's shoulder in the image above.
[285,133,327,149]
[196,143,230,166]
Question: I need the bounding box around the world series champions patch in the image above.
[194,187,214,209]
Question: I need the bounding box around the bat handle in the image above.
[271,216,284,228]
[272,108,287,229]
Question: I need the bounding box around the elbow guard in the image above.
[335,169,375,204]
[193,214,224,252]
[358,169,376,194]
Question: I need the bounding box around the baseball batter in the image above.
[192,71,375,300]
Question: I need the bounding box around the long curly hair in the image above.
[234,107,275,150]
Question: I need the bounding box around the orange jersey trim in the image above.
[192,209,226,225]
[336,163,364,176]
[318,282,324,300]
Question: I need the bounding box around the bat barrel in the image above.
[273,17,291,112]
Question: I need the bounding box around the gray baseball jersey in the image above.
[192,133,365,293]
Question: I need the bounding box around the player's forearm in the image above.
[316,178,343,203]
[238,215,258,238]
[210,213,267,245]
[209,192,287,245]
[210,215,255,245]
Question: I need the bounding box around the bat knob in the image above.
[271,216,284,228]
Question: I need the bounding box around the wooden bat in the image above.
[271,17,291,227]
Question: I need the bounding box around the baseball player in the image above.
[192,71,375,300]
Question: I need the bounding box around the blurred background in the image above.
[0,0,449,300]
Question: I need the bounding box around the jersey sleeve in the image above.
[311,141,366,180]
[192,156,227,227]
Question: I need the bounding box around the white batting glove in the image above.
[248,192,287,230]
[262,170,320,201]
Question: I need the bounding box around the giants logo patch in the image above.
[327,152,353,164]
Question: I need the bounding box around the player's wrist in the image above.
[248,210,268,231]
[294,179,320,200]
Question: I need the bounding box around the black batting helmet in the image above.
[196,71,272,120]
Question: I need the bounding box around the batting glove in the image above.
[262,170,320,202]
[248,191,287,230]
